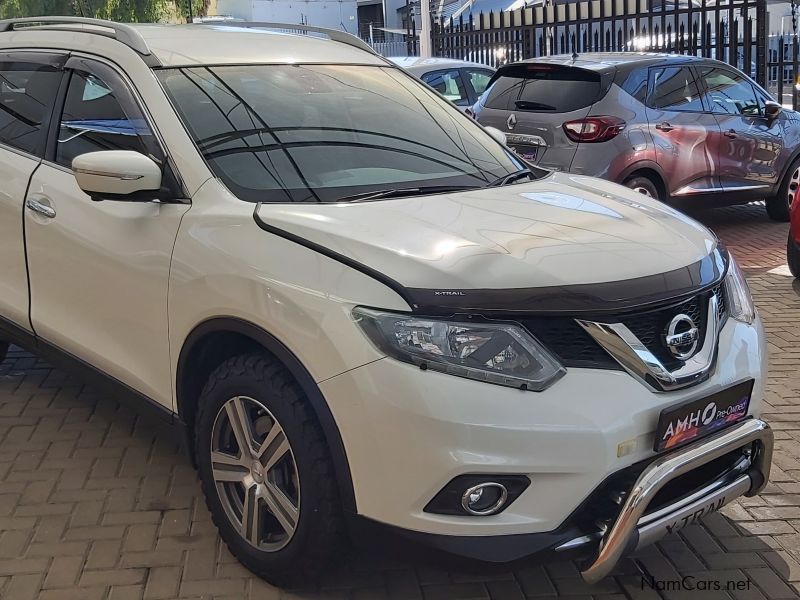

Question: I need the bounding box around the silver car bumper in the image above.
[580,418,773,583]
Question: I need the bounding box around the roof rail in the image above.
[205,22,378,56]
[0,17,159,65]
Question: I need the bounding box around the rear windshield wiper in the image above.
[515,100,556,111]
[336,185,479,203]
[484,168,535,188]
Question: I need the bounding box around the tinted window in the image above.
[484,64,601,112]
[620,67,648,103]
[57,67,155,168]
[421,69,468,105]
[700,67,761,116]
[483,74,525,110]
[648,67,704,112]
[466,69,493,96]
[157,64,523,203]
[0,62,61,155]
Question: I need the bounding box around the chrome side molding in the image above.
[580,418,773,583]
[577,294,720,392]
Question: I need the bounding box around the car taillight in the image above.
[562,116,626,143]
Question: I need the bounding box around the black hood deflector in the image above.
[254,206,728,316]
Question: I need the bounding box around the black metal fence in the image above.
[431,0,800,109]
[768,34,800,109]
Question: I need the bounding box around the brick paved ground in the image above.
[0,203,799,600]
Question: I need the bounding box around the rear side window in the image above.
[619,67,649,103]
[465,69,493,97]
[483,64,601,112]
[0,61,61,155]
[648,67,704,112]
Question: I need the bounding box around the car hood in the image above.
[254,172,719,307]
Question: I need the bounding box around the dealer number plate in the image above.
[654,380,753,452]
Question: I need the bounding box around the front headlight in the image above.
[352,307,565,391]
[724,255,756,324]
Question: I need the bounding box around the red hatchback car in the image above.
[790,188,800,277]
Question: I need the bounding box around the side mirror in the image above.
[484,126,507,146]
[765,101,783,121]
[73,150,162,201]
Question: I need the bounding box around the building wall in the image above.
[216,0,358,31]
[768,1,799,35]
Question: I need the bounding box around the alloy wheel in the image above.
[788,166,800,210]
[211,396,300,551]
[632,186,654,198]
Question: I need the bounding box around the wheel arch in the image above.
[777,147,800,193]
[176,317,357,514]
[618,162,669,200]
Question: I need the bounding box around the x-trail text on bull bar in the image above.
[0,17,772,587]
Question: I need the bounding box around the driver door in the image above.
[24,56,189,408]
[698,66,783,194]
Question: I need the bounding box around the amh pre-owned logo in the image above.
[661,400,719,442]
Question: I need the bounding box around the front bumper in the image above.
[348,418,772,581]
[321,315,766,537]
[580,417,772,582]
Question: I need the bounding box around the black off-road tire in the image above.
[623,175,662,202]
[767,158,800,222]
[789,235,800,279]
[194,354,345,588]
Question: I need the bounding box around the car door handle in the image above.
[724,129,738,139]
[655,122,674,132]
[26,197,56,219]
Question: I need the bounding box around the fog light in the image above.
[461,483,508,516]
[424,474,530,516]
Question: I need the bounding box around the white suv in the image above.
[0,17,773,587]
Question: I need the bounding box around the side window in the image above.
[648,67,704,112]
[699,67,761,116]
[56,63,157,168]
[465,69,493,97]
[421,69,468,106]
[0,60,62,155]
[620,67,648,103]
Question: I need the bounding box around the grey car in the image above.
[473,53,800,221]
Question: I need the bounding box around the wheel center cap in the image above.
[251,461,265,484]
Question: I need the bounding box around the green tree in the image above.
[0,0,208,22]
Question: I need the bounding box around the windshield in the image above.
[156,64,525,203]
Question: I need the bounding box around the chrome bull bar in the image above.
[580,418,773,583]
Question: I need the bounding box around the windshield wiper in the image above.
[337,185,479,203]
[484,169,535,188]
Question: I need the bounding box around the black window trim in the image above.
[43,51,189,202]
[645,64,709,114]
[0,50,69,159]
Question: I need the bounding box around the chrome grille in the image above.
[522,284,727,371]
